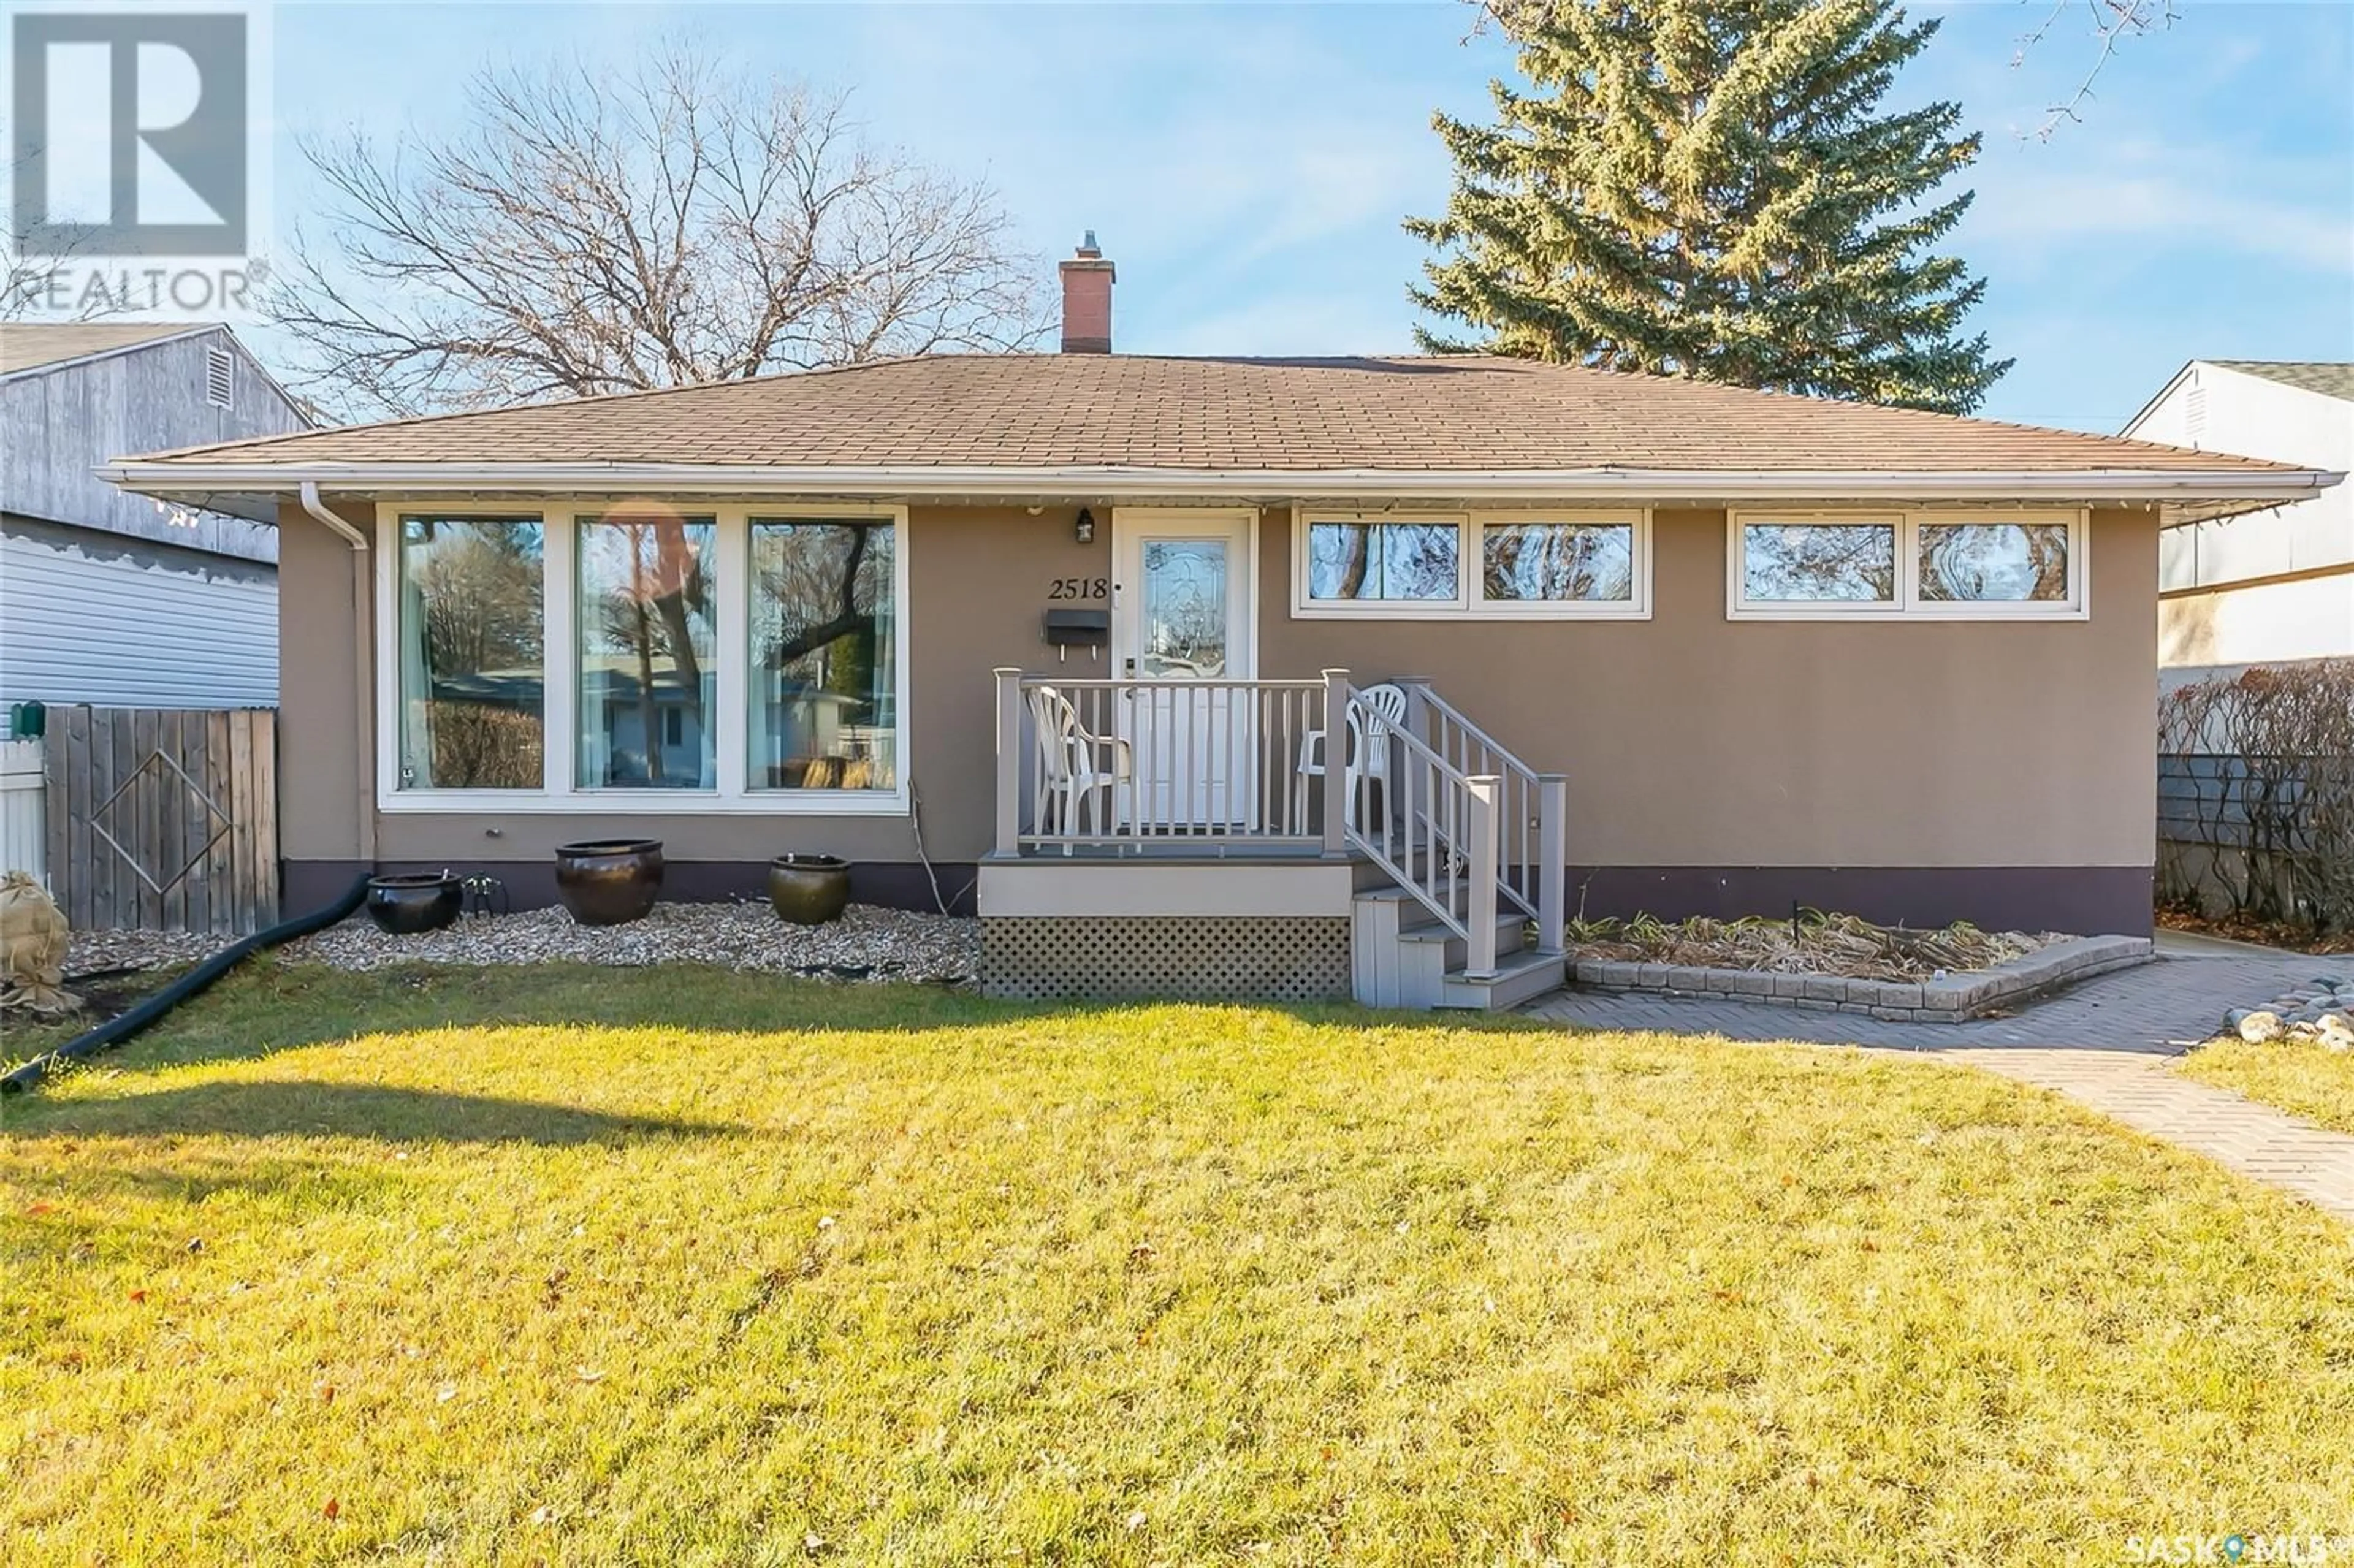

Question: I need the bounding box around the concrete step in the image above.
[1437,948,1566,1011]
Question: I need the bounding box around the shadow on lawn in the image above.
[21,956,1542,1085]
[2,1081,745,1146]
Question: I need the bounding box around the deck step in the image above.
[1395,910,1530,972]
[1436,948,1564,1011]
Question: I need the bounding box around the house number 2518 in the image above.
[1048,577,1109,600]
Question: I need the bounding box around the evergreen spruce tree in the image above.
[1409,0,2010,414]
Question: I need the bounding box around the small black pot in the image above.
[365,872,463,936]
[554,839,665,926]
[768,853,851,926]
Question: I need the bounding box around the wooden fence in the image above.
[42,706,278,935]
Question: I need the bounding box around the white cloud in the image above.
[1967,161,2354,275]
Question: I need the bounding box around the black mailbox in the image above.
[1043,608,1110,648]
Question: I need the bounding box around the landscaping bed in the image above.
[285,900,977,983]
[3,964,2350,1558]
[1563,914,2147,1021]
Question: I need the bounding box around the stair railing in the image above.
[1333,676,1504,978]
[1395,680,1567,955]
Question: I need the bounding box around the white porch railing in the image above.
[994,669,1342,853]
[991,667,1567,973]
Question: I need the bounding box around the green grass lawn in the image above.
[2179,1035,2354,1136]
[4,962,2351,1564]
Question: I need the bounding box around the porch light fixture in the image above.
[1075,507,1095,544]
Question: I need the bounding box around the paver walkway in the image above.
[1523,951,2354,1227]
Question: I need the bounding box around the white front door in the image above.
[1111,508,1255,829]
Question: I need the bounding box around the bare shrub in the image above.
[2158,659,2354,934]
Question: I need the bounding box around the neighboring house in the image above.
[104,245,2340,1007]
[1,322,310,710]
[2121,360,2354,687]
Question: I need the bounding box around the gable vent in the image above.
[2185,382,2207,447]
[204,344,234,411]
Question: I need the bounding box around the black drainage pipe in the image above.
[2,875,371,1098]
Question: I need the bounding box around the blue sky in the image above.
[263,1,2353,433]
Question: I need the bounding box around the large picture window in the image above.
[576,514,717,790]
[393,515,545,790]
[1728,511,2086,620]
[378,504,908,812]
[1295,509,1649,618]
[748,518,897,791]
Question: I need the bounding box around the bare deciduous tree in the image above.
[269,44,1053,419]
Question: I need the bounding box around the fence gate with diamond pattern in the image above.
[42,706,278,934]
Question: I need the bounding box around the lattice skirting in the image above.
[981,916,1352,1002]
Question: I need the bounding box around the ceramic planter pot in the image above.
[364,872,463,936]
[768,853,851,926]
[553,839,665,926]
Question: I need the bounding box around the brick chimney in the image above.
[1058,232,1114,354]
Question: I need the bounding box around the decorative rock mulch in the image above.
[284,900,978,984]
[2223,971,2354,1051]
[64,928,235,979]
[1567,934,2155,1022]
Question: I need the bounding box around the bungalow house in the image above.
[103,244,2341,1007]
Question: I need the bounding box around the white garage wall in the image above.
[1,520,277,709]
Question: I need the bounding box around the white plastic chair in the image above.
[1296,681,1407,827]
[1026,683,1132,842]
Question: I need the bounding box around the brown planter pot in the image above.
[553,840,664,926]
[365,872,463,935]
[768,854,851,926]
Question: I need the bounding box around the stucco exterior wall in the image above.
[273,497,2158,929]
[1259,506,2157,870]
[276,499,1110,908]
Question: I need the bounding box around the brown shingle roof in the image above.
[123,353,2302,475]
[1,321,218,377]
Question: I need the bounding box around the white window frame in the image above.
[1726,508,2089,622]
[1465,508,1651,620]
[1290,506,1652,620]
[373,500,912,814]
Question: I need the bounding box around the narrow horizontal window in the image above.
[576,512,717,790]
[1729,510,2087,620]
[1307,518,1460,603]
[394,516,545,790]
[1918,522,2071,603]
[1741,522,1897,604]
[749,517,899,791]
[1481,521,1635,603]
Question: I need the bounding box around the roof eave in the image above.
[97,460,2340,514]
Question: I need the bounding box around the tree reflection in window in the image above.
[1742,522,1897,602]
[395,516,544,789]
[1482,522,1634,601]
[577,514,716,788]
[1309,520,1460,601]
[1919,522,2070,602]
[749,519,896,791]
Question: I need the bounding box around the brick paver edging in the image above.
[1565,934,2154,1023]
